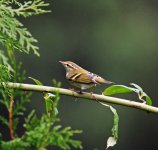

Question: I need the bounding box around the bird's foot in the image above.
[69,88,83,94]
[77,90,83,94]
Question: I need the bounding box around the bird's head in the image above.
[59,61,82,72]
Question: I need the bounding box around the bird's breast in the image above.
[69,81,96,90]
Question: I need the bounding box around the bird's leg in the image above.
[90,87,94,95]
[69,87,83,94]
[75,87,84,94]
[76,89,83,94]
[90,92,96,99]
[89,86,95,99]
[89,87,99,102]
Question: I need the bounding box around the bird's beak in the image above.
[59,61,66,67]
[59,61,64,64]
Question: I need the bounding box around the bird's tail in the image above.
[94,76,114,84]
[104,80,114,84]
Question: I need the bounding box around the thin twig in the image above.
[9,96,14,139]
[4,82,158,114]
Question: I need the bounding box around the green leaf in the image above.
[146,95,152,106]
[103,85,136,96]
[97,102,119,149]
[0,0,50,56]
[44,93,57,117]
[130,83,143,92]
[22,111,82,150]
[104,84,153,106]
[29,77,43,85]
[0,50,13,71]
[110,106,119,140]
[0,115,9,127]
[52,79,61,88]
[0,65,11,83]
[130,83,152,105]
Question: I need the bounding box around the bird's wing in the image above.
[76,73,94,84]
[67,70,113,84]
[77,72,112,84]
[67,71,94,84]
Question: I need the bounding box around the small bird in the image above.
[59,61,113,93]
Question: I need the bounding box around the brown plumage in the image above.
[59,61,113,90]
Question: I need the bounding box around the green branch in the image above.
[5,82,158,114]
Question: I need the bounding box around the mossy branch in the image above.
[4,82,158,114]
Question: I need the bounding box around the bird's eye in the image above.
[66,64,74,69]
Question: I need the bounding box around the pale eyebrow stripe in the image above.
[68,64,77,69]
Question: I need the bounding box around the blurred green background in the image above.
[17,0,158,149]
